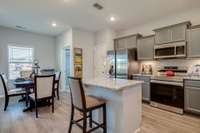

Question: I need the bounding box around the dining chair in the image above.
[68,76,107,133]
[54,72,61,100]
[29,74,55,118]
[0,73,26,111]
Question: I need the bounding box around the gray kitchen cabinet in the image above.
[142,82,150,101]
[114,38,126,49]
[126,35,137,49]
[114,34,141,50]
[187,27,200,58]
[132,75,151,102]
[154,21,190,44]
[184,79,200,114]
[171,24,187,42]
[137,35,155,60]
[155,28,171,44]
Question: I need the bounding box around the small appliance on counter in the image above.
[187,64,200,77]
[141,64,153,75]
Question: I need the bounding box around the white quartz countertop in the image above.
[83,77,143,91]
[184,76,200,81]
[132,74,153,77]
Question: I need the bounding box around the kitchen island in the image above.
[83,78,143,133]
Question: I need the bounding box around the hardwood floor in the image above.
[0,93,200,133]
[141,104,200,133]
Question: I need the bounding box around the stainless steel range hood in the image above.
[154,41,186,59]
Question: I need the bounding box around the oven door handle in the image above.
[151,80,183,87]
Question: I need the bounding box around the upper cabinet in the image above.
[114,38,127,50]
[137,35,155,60]
[126,35,137,49]
[155,28,171,44]
[154,21,191,45]
[171,24,187,42]
[114,34,141,50]
[187,26,200,58]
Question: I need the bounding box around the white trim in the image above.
[7,45,35,79]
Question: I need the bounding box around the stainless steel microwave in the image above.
[154,42,186,59]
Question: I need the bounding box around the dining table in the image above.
[12,77,59,112]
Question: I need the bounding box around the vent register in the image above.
[93,3,104,10]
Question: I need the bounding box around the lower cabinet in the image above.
[184,80,200,114]
[142,82,150,101]
[132,75,151,102]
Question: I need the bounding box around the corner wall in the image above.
[55,29,73,92]
[0,26,56,96]
[94,29,116,78]
[72,29,95,79]
[56,28,95,92]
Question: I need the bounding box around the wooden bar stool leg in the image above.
[68,106,74,133]
[83,112,87,133]
[89,111,93,128]
[57,88,59,100]
[35,100,38,118]
[103,104,107,133]
[52,98,54,113]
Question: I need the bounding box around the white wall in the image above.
[94,29,116,78]
[72,29,95,79]
[56,28,95,92]
[117,8,200,37]
[0,26,56,96]
[56,29,73,92]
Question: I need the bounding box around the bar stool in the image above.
[68,76,107,133]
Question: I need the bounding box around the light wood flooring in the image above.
[0,93,200,133]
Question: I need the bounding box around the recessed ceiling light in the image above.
[110,16,116,22]
[52,22,57,27]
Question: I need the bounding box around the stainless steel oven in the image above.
[154,42,186,59]
[150,80,184,114]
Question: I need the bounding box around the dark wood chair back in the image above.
[0,73,8,97]
[34,75,55,99]
[68,76,86,111]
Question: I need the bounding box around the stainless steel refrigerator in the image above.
[107,48,139,79]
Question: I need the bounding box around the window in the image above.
[8,46,34,79]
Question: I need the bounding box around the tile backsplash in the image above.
[140,58,200,75]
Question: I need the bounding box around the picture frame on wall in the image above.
[74,48,83,78]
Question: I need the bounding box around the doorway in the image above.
[65,48,71,89]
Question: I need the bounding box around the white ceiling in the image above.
[0,0,200,36]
